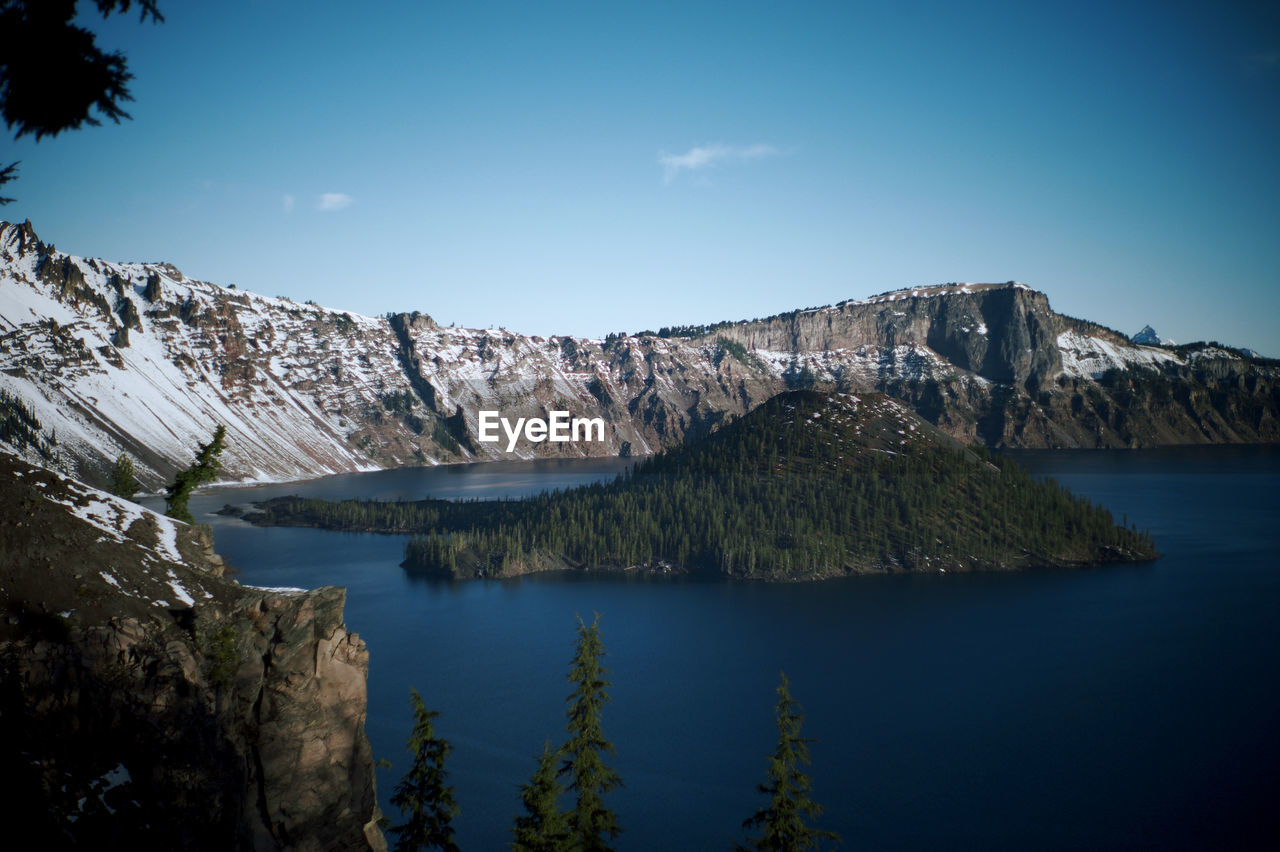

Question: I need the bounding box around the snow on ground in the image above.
[16,456,241,609]
[1057,330,1181,378]
[43,474,186,565]
[165,568,195,606]
[755,342,951,385]
[1187,346,1244,363]
[1,222,398,482]
[855,281,1031,306]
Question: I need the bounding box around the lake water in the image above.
[177,448,1280,849]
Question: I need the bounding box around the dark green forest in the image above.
[244,391,1157,581]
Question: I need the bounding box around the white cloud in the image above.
[317,192,354,212]
[282,194,295,213]
[658,143,779,183]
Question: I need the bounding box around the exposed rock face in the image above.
[1132,325,1161,346]
[2,221,1277,491]
[0,452,385,850]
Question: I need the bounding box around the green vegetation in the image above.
[109,452,137,500]
[656,319,736,339]
[560,614,622,850]
[246,391,1155,580]
[431,418,461,455]
[392,619,847,847]
[511,741,568,851]
[0,1,165,204]
[716,335,767,371]
[509,615,620,850]
[740,673,840,851]
[398,617,621,851]
[164,425,226,524]
[389,689,460,852]
[382,389,416,414]
[333,312,357,335]
[0,387,57,461]
[205,623,238,689]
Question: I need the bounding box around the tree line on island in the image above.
[386,616,839,852]
[242,391,1157,581]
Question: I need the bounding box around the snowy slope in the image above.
[2,452,224,611]
[0,221,406,485]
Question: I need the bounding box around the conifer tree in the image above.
[109,452,136,500]
[740,672,840,851]
[390,688,459,852]
[559,614,622,850]
[511,739,568,852]
[164,424,225,523]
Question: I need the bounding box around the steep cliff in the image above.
[0,451,385,850]
[3,221,1276,490]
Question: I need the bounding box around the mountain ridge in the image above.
[2,220,1277,490]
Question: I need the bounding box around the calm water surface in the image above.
[180,448,1280,850]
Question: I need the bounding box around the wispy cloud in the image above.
[658,143,779,183]
[317,192,354,212]
[282,193,295,214]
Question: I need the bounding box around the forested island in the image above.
[238,391,1157,581]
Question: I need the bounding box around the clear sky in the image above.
[4,0,1279,353]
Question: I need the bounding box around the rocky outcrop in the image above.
[2,221,1277,491]
[0,452,385,850]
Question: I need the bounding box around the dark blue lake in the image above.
[182,447,1280,849]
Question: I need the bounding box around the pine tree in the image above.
[740,672,840,851]
[389,689,459,852]
[511,739,568,852]
[0,1,166,205]
[559,614,622,850]
[109,452,136,500]
[164,424,225,523]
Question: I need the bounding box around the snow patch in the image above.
[1057,330,1181,379]
[165,569,195,606]
[241,584,308,594]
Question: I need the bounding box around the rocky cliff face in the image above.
[0,451,385,850]
[3,221,1277,491]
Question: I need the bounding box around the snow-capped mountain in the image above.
[2,220,1276,489]
[1132,325,1176,346]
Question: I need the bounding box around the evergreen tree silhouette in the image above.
[511,739,568,852]
[164,424,224,523]
[559,614,622,850]
[740,672,840,851]
[390,688,459,852]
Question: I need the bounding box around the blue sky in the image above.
[5,0,1279,352]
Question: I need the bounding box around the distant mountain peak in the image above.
[0,218,44,257]
[1132,325,1175,347]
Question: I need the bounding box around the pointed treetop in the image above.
[740,671,841,851]
[560,613,622,851]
